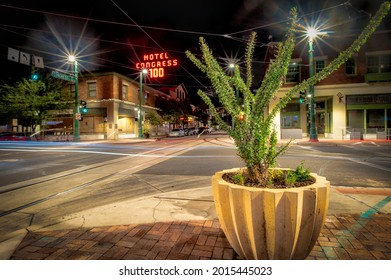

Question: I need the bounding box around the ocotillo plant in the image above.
[186,2,390,187]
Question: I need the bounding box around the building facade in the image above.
[66,72,171,140]
[269,31,391,140]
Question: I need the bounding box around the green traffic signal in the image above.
[31,73,39,81]
[80,100,88,113]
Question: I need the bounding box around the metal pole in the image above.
[308,38,318,142]
[73,61,80,142]
[138,71,143,138]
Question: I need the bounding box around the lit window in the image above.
[122,84,128,100]
[88,82,97,97]
[286,62,300,83]
[381,55,391,72]
[367,54,391,73]
[281,104,300,128]
[315,60,325,73]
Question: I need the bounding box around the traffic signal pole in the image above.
[73,61,80,142]
[138,71,143,138]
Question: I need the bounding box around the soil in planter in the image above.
[222,169,315,189]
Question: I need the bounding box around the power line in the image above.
[0,1,374,90]
[0,1,359,39]
[109,0,209,91]
[0,3,226,38]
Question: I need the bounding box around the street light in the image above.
[138,68,148,138]
[68,55,80,142]
[307,27,319,142]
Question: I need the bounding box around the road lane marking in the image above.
[0,148,236,158]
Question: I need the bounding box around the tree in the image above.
[159,98,192,128]
[193,106,210,126]
[144,111,163,137]
[0,75,73,132]
[186,2,390,186]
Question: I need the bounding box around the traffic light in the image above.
[30,72,39,81]
[80,100,88,113]
[299,92,306,104]
[239,112,245,121]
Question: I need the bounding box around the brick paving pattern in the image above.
[10,214,391,260]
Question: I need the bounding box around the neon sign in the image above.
[135,52,178,78]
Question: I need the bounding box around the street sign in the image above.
[33,56,44,68]
[75,113,82,120]
[20,52,30,65]
[51,70,75,82]
[8,48,19,62]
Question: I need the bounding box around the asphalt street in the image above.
[0,135,390,260]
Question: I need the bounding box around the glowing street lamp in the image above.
[68,55,80,142]
[138,68,148,138]
[307,27,319,142]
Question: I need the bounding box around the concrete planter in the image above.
[212,168,330,260]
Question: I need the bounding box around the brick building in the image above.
[269,30,391,140]
[69,72,171,140]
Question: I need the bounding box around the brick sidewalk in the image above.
[10,214,391,260]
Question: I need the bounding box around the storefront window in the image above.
[347,110,364,129]
[281,114,299,128]
[367,109,385,132]
[281,104,300,128]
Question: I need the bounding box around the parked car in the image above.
[0,132,31,141]
[168,128,185,137]
[198,127,212,134]
[184,127,197,136]
[30,129,73,141]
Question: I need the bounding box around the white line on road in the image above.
[0,148,235,158]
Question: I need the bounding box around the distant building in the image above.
[53,72,171,140]
[267,30,391,140]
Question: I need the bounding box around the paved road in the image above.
[0,136,390,247]
[0,138,203,243]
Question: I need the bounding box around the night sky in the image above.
[0,0,389,101]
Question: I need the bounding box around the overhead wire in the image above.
[108,0,209,90]
[0,2,358,41]
[0,3,226,37]
[0,1,370,89]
